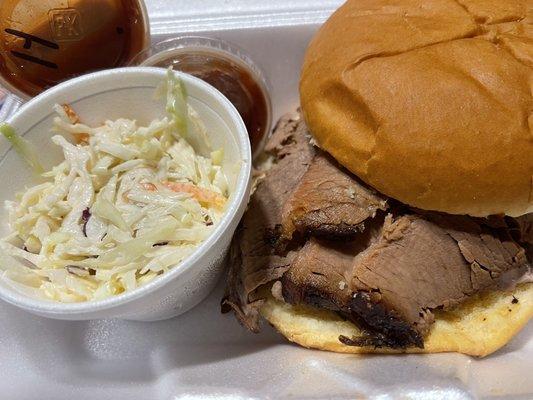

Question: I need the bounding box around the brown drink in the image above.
[0,0,149,98]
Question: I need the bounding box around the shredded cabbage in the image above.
[0,71,229,302]
[165,68,189,137]
[1,123,44,174]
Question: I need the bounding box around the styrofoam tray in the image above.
[1,1,531,399]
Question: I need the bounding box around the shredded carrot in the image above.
[162,181,226,208]
[62,104,89,144]
[122,190,131,203]
[140,182,157,191]
[72,132,89,144]
[62,104,80,124]
[134,181,226,208]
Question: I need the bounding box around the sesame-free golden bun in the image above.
[300,0,533,217]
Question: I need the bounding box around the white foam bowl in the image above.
[0,67,252,321]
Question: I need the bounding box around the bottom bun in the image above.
[260,284,533,357]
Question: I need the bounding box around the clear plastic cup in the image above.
[0,0,150,100]
[130,36,272,157]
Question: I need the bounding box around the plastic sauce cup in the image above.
[131,36,272,157]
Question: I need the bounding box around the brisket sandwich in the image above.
[222,0,533,357]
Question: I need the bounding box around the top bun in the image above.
[300,0,533,217]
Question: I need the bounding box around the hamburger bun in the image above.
[261,283,533,357]
[300,0,533,217]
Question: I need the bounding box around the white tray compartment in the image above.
[1,1,531,399]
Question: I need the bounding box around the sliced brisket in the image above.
[517,214,533,245]
[281,213,530,348]
[281,238,363,312]
[221,111,315,331]
[281,152,387,240]
[223,111,532,349]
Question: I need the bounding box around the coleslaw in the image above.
[0,70,229,302]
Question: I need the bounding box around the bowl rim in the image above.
[0,66,252,315]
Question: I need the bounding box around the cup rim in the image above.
[131,36,270,88]
[0,66,251,315]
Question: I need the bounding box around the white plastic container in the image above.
[0,67,252,321]
[0,2,531,400]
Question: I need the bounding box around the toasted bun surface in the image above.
[300,0,533,217]
[261,284,533,357]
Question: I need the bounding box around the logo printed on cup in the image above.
[48,8,83,41]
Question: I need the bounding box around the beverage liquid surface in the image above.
[0,0,148,97]
[153,51,270,153]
